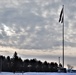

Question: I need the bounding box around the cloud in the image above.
[0,0,75,50]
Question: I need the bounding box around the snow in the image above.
[0,72,76,75]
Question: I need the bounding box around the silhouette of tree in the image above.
[0,55,6,72]
[43,61,49,72]
[0,52,62,72]
[36,60,43,72]
[59,63,63,68]
[29,59,37,72]
[6,56,11,72]
[23,59,30,72]
[49,62,58,72]
[12,52,19,72]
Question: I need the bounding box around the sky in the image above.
[0,0,76,69]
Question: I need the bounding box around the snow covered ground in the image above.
[0,72,76,75]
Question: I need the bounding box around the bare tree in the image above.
[67,64,73,72]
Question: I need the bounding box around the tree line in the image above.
[0,51,63,72]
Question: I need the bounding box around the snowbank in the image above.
[0,72,76,75]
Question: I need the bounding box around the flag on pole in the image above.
[59,5,64,68]
[59,7,63,23]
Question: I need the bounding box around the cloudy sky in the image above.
[0,0,76,69]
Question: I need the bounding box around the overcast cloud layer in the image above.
[0,0,76,50]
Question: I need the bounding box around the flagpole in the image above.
[62,5,64,68]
